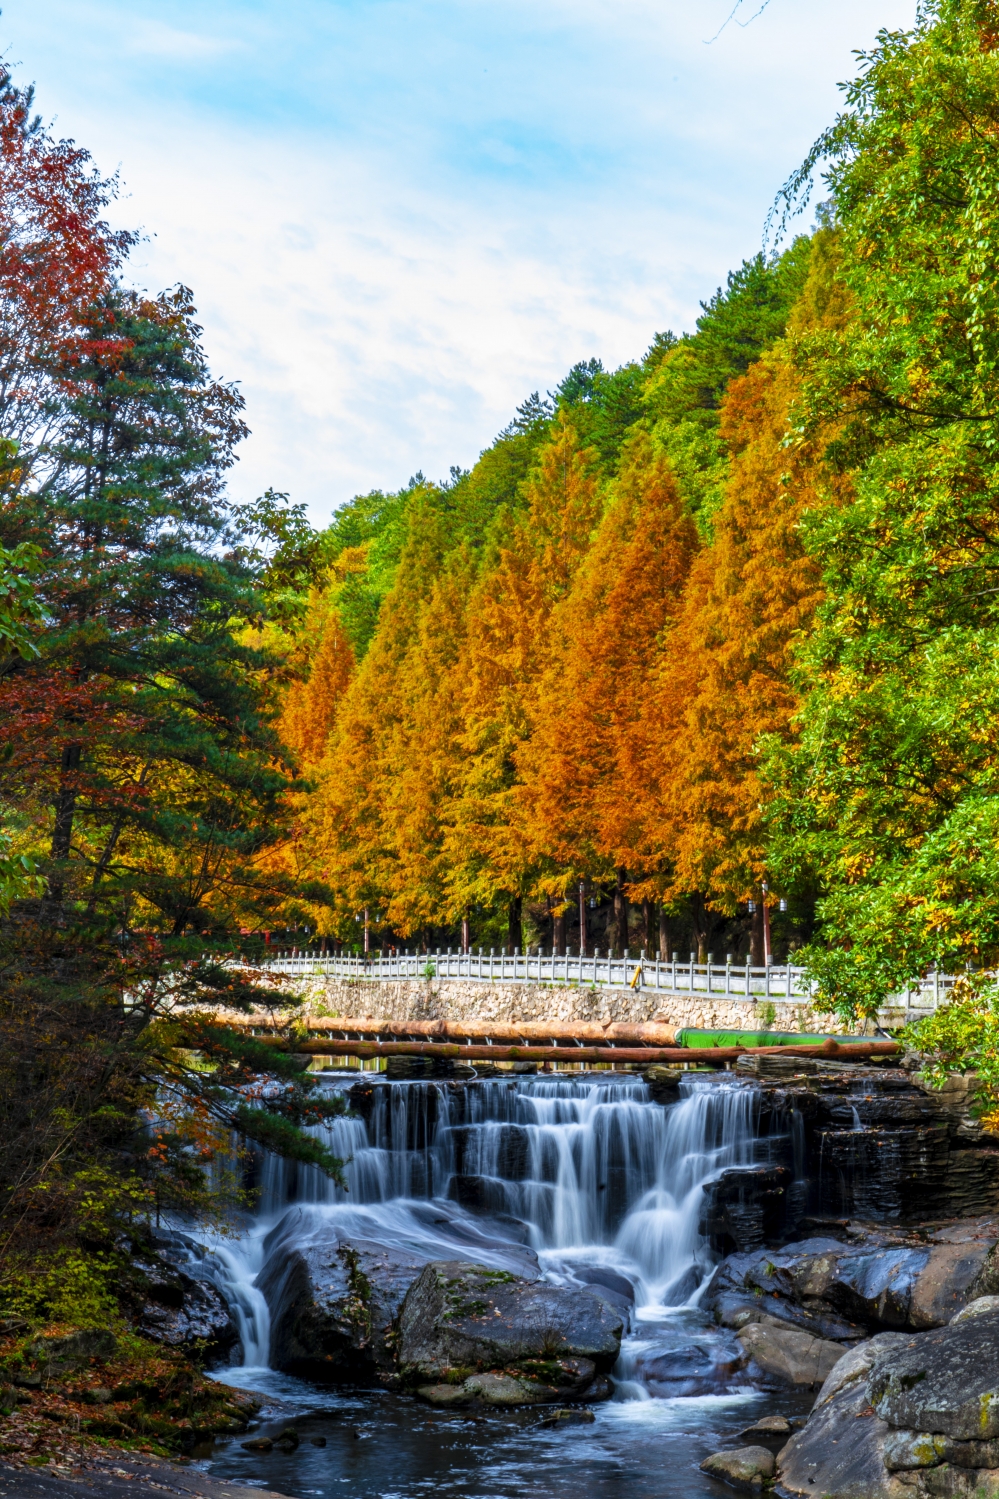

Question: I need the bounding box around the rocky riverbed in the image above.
[14,1063,998,1498]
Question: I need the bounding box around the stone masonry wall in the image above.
[280,976,871,1034]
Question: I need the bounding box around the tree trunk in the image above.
[690,892,718,964]
[553,901,566,957]
[613,869,629,954]
[750,898,765,966]
[642,900,656,955]
[658,906,670,960]
[48,742,82,901]
[508,896,522,954]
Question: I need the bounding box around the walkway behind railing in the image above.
[263,948,959,1021]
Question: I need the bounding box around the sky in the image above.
[5,0,917,525]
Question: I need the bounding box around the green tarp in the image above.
[674,1029,872,1049]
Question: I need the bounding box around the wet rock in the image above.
[701,1166,792,1253]
[706,1238,867,1342]
[385,1055,473,1080]
[867,1310,999,1438]
[574,1266,635,1303]
[699,1445,775,1490]
[950,1295,999,1323]
[571,1267,634,1325]
[633,1328,747,1398]
[241,1437,273,1452]
[576,1375,613,1402]
[909,1232,999,1327]
[466,1372,555,1404]
[538,1406,596,1427]
[310,1435,327,1446]
[135,1232,239,1359]
[708,1223,999,1338]
[397,1260,623,1390]
[417,1382,474,1407]
[259,1218,427,1382]
[738,1414,792,1440]
[136,1266,238,1359]
[417,1372,558,1407]
[644,1066,682,1104]
[776,1375,895,1497]
[736,1322,844,1387]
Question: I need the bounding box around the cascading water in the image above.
[195,1072,811,1499]
[199,1073,763,1382]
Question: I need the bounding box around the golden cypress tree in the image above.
[442,415,602,945]
[517,432,697,941]
[632,234,852,951]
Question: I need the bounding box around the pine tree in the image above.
[0,287,291,931]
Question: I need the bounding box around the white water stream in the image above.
[199,1073,763,1395]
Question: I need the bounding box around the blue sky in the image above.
[6,0,916,523]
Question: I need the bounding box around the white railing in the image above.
[262,947,958,1018]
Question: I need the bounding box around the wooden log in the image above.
[259,1037,899,1064]
[229,1015,679,1045]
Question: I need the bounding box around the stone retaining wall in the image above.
[283,976,872,1034]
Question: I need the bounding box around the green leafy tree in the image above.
[767,0,999,1018]
[646,244,811,525]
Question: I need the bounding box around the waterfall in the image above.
[201,1072,765,1384]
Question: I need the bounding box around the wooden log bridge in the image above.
[248,1035,900,1065]
[238,1016,683,1046]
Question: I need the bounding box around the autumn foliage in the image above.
[287,243,839,959]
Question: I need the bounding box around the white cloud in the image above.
[4,0,918,523]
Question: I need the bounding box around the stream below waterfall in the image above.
[191,1072,814,1497]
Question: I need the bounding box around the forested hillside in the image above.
[253,0,999,1021]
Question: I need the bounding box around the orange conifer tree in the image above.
[518,432,697,949]
[632,237,851,956]
[442,415,602,948]
[306,497,451,937]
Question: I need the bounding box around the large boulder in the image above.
[777,1321,999,1497]
[776,1368,898,1498]
[126,1233,240,1360]
[776,1335,909,1499]
[736,1321,844,1387]
[699,1446,775,1490]
[396,1260,622,1402]
[259,1226,427,1382]
[867,1310,999,1439]
[707,1221,999,1339]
